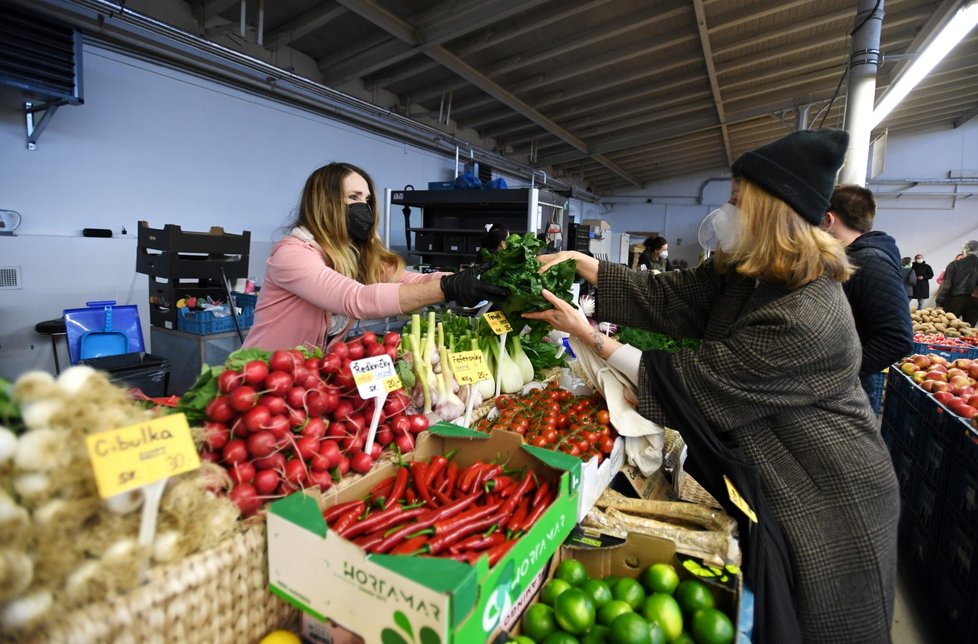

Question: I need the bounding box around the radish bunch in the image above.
[197,337,430,516]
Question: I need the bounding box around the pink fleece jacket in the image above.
[243,235,442,351]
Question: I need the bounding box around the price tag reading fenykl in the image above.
[483,311,513,335]
[86,414,200,498]
[449,350,492,385]
[350,354,401,399]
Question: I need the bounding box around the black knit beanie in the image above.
[731,128,849,225]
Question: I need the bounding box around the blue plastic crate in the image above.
[912,340,978,362]
[177,306,254,335]
[232,292,258,308]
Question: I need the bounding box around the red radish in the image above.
[347,342,365,361]
[366,343,387,358]
[228,385,259,412]
[269,350,295,373]
[283,459,309,486]
[301,373,322,390]
[305,389,328,417]
[289,349,306,366]
[345,413,366,434]
[230,461,256,485]
[286,386,306,409]
[325,420,347,439]
[360,331,378,346]
[335,455,351,477]
[295,435,321,460]
[408,413,429,434]
[229,483,261,515]
[254,469,280,495]
[231,417,250,439]
[288,407,307,428]
[330,342,349,360]
[276,481,299,497]
[367,442,382,460]
[349,451,373,474]
[304,357,323,371]
[300,417,327,439]
[265,414,291,438]
[218,369,243,394]
[206,395,236,423]
[200,449,220,464]
[386,346,398,361]
[341,434,365,453]
[246,431,277,458]
[292,365,312,386]
[263,395,288,416]
[253,452,286,471]
[333,369,355,391]
[383,393,409,418]
[222,439,249,465]
[394,432,415,453]
[375,424,393,447]
[204,421,230,450]
[243,360,270,386]
[243,405,271,433]
[319,440,342,468]
[383,331,400,347]
[391,415,411,435]
[307,470,333,491]
[333,400,354,421]
[321,353,342,375]
[264,371,294,396]
[309,450,331,472]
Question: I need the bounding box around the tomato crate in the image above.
[177,306,254,335]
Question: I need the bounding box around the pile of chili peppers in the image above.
[323,453,556,565]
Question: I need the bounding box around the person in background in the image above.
[822,185,914,415]
[910,253,934,310]
[637,236,671,273]
[526,129,898,643]
[935,240,978,325]
[481,224,509,253]
[244,162,506,351]
[936,251,965,286]
[901,257,915,301]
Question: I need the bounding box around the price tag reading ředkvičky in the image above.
[351,354,402,399]
[449,350,492,385]
[483,311,513,335]
[85,414,201,498]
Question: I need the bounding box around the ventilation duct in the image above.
[0,3,83,104]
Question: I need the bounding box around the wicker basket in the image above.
[35,523,298,644]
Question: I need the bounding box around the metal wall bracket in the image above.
[25,100,67,150]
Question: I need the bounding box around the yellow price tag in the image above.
[382,375,403,393]
[354,372,374,386]
[449,351,492,385]
[723,475,758,523]
[86,414,200,498]
[483,311,513,334]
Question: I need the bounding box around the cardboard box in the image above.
[267,423,581,644]
[577,437,625,521]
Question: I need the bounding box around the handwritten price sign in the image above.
[449,351,492,385]
[351,354,402,398]
[483,311,513,335]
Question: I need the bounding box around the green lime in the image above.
[542,633,580,644]
[580,579,614,608]
[641,563,680,596]
[672,633,695,644]
[647,622,666,644]
[691,608,735,644]
[554,588,597,635]
[611,577,647,610]
[598,600,633,627]
[608,612,652,644]
[641,594,683,641]
[675,579,715,615]
[541,578,573,606]
[604,575,621,589]
[506,638,535,644]
[580,624,610,644]
[523,603,558,642]
[556,558,590,587]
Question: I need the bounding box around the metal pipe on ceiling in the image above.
[841,0,885,186]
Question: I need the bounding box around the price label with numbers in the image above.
[723,475,758,523]
[449,350,492,384]
[350,354,401,398]
[85,414,200,498]
[483,311,513,334]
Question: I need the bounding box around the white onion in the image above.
[0,427,17,465]
[12,473,50,503]
[19,401,60,431]
[56,365,98,396]
[104,490,144,515]
[0,590,53,630]
[32,499,68,526]
[14,429,61,471]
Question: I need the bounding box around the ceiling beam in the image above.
[267,4,347,48]
[204,0,240,22]
[708,0,825,33]
[711,7,852,58]
[692,0,731,166]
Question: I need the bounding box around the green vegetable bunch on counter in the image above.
[615,327,701,353]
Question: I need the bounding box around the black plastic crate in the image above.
[934,512,977,590]
[908,471,943,538]
[136,248,249,280]
[932,568,975,642]
[893,447,915,500]
[903,518,936,589]
[881,388,921,452]
[945,464,978,537]
[137,220,250,255]
[443,236,467,253]
[80,352,170,397]
[148,276,226,309]
[466,237,484,255]
[915,420,954,491]
[953,419,978,473]
[414,233,442,253]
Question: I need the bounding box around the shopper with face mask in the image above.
[244,162,507,351]
[909,253,934,310]
[637,236,671,273]
[526,129,899,643]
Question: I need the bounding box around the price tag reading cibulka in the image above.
[449,350,492,385]
[86,414,200,498]
[351,354,400,398]
[723,475,758,524]
[483,311,513,335]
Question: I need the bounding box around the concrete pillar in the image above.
[841,0,885,186]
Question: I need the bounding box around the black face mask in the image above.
[346,203,374,243]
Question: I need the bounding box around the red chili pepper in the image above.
[427,455,448,490]
[453,530,505,553]
[531,480,550,507]
[323,500,364,525]
[480,464,503,485]
[521,492,552,532]
[432,487,453,505]
[427,512,504,555]
[486,539,516,567]
[433,503,499,536]
[372,492,481,554]
[341,504,403,539]
[391,534,429,555]
[458,462,484,494]
[332,505,364,535]
[444,462,459,494]
[384,466,409,510]
[499,473,534,516]
[491,475,515,494]
[405,488,417,505]
[506,497,531,532]
[369,476,396,505]
[352,533,385,551]
[410,461,435,507]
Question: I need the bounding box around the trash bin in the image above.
[80,352,171,397]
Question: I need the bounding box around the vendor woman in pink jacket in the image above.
[244,162,506,351]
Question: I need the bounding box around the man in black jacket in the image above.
[910,253,934,309]
[824,185,914,414]
[936,240,978,324]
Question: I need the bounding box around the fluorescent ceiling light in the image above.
[871,1,978,129]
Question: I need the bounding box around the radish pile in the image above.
[179,335,430,516]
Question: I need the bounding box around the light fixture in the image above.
[871,1,978,129]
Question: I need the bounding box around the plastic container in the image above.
[63,301,145,365]
[177,307,254,335]
[80,352,171,397]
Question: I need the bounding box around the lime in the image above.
[580,623,611,644]
[691,608,735,644]
[648,622,666,644]
[641,563,680,596]
[506,638,535,644]
[672,633,695,644]
[554,588,597,635]
[608,612,651,644]
[580,579,614,608]
[556,558,590,587]
[598,600,633,627]
[523,603,558,642]
[611,577,647,610]
[641,594,683,641]
[542,633,581,644]
[675,579,715,615]
[604,575,621,588]
[541,579,573,606]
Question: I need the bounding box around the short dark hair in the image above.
[902,257,911,265]
[483,224,509,251]
[829,184,876,233]
[644,236,668,251]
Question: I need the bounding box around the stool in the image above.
[35,318,67,375]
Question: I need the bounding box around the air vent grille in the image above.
[0,267,22,290]
[0,5,82,104]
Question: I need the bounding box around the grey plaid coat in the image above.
[596,260,899,643]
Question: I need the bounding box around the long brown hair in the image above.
[715,179,851,289]
[292,162,404,284]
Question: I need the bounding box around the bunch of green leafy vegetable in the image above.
[615,327,702,353]
[0,377,25,435]
[480,232,577,341]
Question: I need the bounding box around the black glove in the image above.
[440,264,508,307]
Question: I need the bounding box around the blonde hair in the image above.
[715,179,852,289]
[294,162,405,284]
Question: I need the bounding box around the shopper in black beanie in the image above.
[526,128,899,643]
